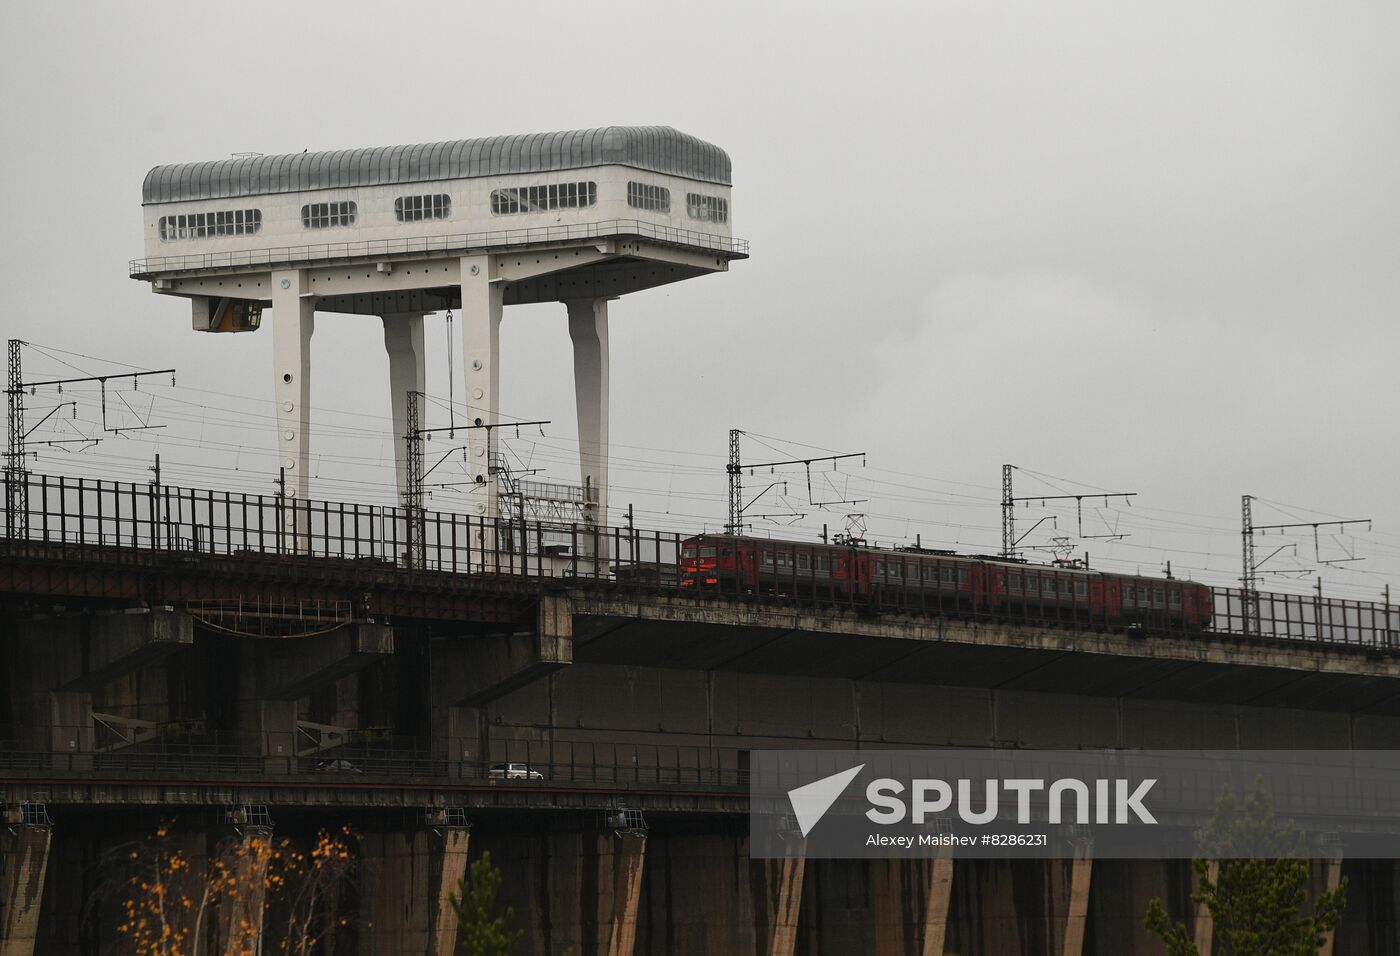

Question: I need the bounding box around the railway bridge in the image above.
[3,472,1400,955]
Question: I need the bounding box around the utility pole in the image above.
[1001,464,1013,560]
[404,390,426,569]
[727,428,742,535]
[5,340,23,537]
[1001,464,1135,560]
[402,389,548,569]
[726,429,863,535]
[1241,493,1370,638]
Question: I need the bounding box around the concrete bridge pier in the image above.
[211,830,273,956]
[1060,846,1093,956]
[0,825,52,956]
[594,831,647,956]
[871,855,954,956]
[754,843,807,956]
[359,826,470,956]
[1318,854,1345,956]
[1193,859,1219,955]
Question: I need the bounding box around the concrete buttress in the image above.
[871,855,953,956]
[359,828,470,956]
[594,832,646,956]
[0,827,52,956]
[1060,848,1092,956]
[753,844,806,956]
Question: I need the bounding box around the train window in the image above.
[1076,581,1087,597]
[761,552,773,567]
[1153,588,1164,604]
[395,194,451,222]
[798,553,810,571]
[942,567,954,584]
[721,548,732,557]
[686,192,729,223]
[1008,573,1021,589]
[817,555,830,571]
[627,182,671,213]
[1169,591,1182,607]
[700,548,717,558]
[159,209,263,241]
[875,561,884,577]
[958,569,968,584]
[301,201,357,229]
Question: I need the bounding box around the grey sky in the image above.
[2,1,1396,598]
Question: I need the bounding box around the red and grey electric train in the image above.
[679,534,1213,630]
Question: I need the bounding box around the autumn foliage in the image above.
[111,823,358,955]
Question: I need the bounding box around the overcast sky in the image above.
[2,1,1397,599]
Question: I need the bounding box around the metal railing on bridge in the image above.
[2,469,1397,650]
[0,470,681,582]
[0,733,752,792]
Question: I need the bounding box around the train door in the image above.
[977,565,1003,614]
[1094,577,1121,628]
[848,551,871,598]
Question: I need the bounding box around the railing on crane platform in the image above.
[128,218,750,278]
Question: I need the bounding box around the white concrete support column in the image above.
[566,298,610,534]
[271,269,314,549]
[460,256,503,570]
[382,313,427,504]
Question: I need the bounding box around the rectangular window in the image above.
[1076,581,1087,597]
[490,182,596,215]
[159,209,262,242]
[395,194,451,222]
[798,553,810,571]
[301,201,357,229]
[627,181,671,213]
[1009,573,1021,590]
[686,192,729,223]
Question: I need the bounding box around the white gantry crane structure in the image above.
[131,126,744,554]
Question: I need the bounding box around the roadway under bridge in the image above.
[2,481,1400,954]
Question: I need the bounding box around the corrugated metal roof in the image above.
[143,126,731,204]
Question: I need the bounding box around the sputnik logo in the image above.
[787,764,864,836]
